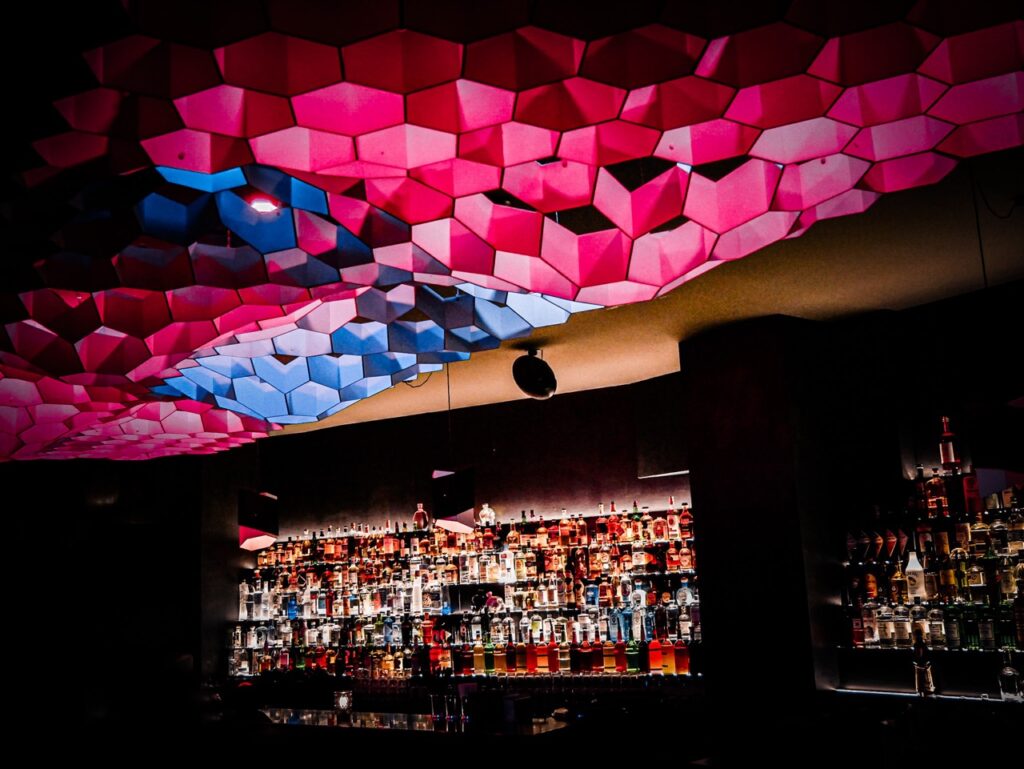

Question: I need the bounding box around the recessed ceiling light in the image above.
[249,198,279,213]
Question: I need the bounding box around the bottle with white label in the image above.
[894,603,912,648]
[905,549,928,600]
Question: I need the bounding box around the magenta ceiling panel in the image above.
[4,5,1023,460]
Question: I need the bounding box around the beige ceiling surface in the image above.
[279,157,1023,435]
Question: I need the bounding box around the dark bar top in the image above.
[261,708,568,737]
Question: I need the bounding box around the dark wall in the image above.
[2,455,206,720]
[258,374,691,536]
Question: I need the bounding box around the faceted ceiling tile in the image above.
[695,23,824,87]
[927,72,1024,125]
[250,127,355,173]
[808,22,940,85]
[174,85,294,138]
[749,117,858,164]
[859,151,958,193]
[342,30,462,93]
[407,80,516,134]
[726,75,842,129]
[683,159,782,233]
[514,78,626,132]
[215,32,342,96]
[655,119,760,166]
[291,83,405,137]
[464,26,584,90]
[917,21,1024,84]
[580,25,705,89]
[502,159,597,213]
[827,73,947,126]
[458,122,560,166]
[845,115,954,161]
[621,76,735,130]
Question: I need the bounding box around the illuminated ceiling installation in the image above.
[2,1,1022,460]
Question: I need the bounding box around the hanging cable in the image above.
[968,162,989,291]
[401,371,433,388]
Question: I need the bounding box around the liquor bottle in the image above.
[877,603,895,648]
[1016,576,1024,648]
[978,602,997,651]
[625,638,640,673]
[666,497,680,540]
[648,636,663,674]
[912,627,936,697]
[905,548,927,600]
[926,605,945,649]
[943,602,962,650]
[862,599,879,646]
[413,503,429,531]
[909,597,928,641]
[998,649,1022,702]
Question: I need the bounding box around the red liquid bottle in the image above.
[525,641,538,674]
[648,637,662,674]
[674,640,690,675]
[547,640,560,673]
[615,640,627,673]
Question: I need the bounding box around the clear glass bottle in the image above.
[998,649,1022,703]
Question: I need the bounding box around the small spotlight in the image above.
[249,198,279,213]
[513,348,556,399]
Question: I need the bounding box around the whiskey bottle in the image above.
[998,649,1022,702]
[912,627,936,697]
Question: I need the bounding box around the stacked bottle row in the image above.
[231,500,701,679]
[842,417,1024,653]
[228,598,700,680]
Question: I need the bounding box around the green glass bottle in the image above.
[960,602,980,650]
[625,639,640,673]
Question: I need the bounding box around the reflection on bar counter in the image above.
[230,499,702,680]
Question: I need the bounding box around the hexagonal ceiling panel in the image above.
[3,1,1023,459]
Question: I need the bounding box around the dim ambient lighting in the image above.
[248,198,279,213]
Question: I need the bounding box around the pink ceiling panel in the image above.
[291,83,405,137]
[342,30,462,93]
[726,75,842,129]
[215,33,341,96]
[493,251,578,298]
[407,80,516,133]
[918,22,1024,84]
[364,177,454,224]
[412,219,495,275]
[859,151,958,193]
[464,26,584,91]
[937,113,1024,158]
[773,154,871,210]
[712,211,800,261]
[540,221,630,288]
[141,129,253,172]
[514,78,626,132]
[502,159,597,213]
[458,122,560,166]
[827,73,947,126]
[927,72,1024,125]
[845,115,955,161]
[809,23,940,85]
[453,195,545,255]
[174,85,293,138]
[628,220,716,287]
[621,76,735,130]
[655,119,760,165]
[356,124,457,169]
[593,167,688,239]
[696,23,824,87]
[250,127,355,173]
[558,121,662,166]
[581,25,705,89]
[750,117,858,164]
[683,159,782,233]
[410,159,503,197]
